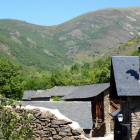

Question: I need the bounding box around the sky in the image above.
[0,0,140,26]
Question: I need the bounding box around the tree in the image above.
[0,58,23,100]
[70,64,79,74]
[131,50,139,56]
[50,70,67,86]
[81,62,90,70]
[53,95,60,101]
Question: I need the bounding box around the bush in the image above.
[0,95,34,139]
[53,95,60,101]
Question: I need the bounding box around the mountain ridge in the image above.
[0,6,140,72]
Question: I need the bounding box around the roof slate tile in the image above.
[32,86,79,99]
[112,56,140,96]
[61,83,109,100]
[18,101,92,129]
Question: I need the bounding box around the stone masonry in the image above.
[128,97,140,140]
[121,97,140,140]
[4,107,89,140]
[103,88,111,136]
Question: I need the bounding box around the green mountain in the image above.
[0,20,74,72]
[102,36,140,59]
[0,6,140,72]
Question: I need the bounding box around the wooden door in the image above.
[92,96,103,123]
[96,97,103,122]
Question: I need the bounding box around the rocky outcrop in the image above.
[6,107,89,140]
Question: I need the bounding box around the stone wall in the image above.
[121,97,140,140]
[5,107,89,140]
[103,88,111,136]
[128,97,140,140]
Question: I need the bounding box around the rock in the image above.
[60,125,67,127]
[67,132,73,136]
[35,112,42,118]
[74,135,87,140]
[53,135,62,139]
[50,124,59,128]
[52,130,57,135]
[41,122,46,126]
[56,128,61,132]
[72,129,82,136]
[51,119,72,125]
[47,138,53,140]
[61,126,71,132]
[41,138,48,140]
[45,123,51,127]
[34,128,37,131]
[27,113,33,118]
[35,119,41,124]
[59,131,68,136]
[43,128,50,131]
[34,138,40,140]
[31,123,36,128]
[39,112,47,119]
[37,124,43,130]
[45,111,55,120]
[44,130,50,134]
[41,134,52,139]
[35,133,40,137]
[36,130,46,135]
[40,118,50,121]
[32,108,41,114]
[62,136,75,140]
[33,117,37,121]
[41,134,49,138]
[43,127,55,132]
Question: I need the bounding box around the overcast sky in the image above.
[0,0,140,26]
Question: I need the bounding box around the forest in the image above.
[0,56,111,100]
[0,47,139,100]
[23,57,111,90]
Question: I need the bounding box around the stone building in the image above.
[110,56,140,140]
[60,83,114,137]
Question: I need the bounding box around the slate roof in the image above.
[22,91,37,100]
[112,56,140,96]
[31,86,79,99]
[109,108,120,118]
[22,90,45,100]
[60,83,109,100]
[18,101,92,129]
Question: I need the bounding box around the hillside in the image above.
[0,6,140,72]
[56,7,140,62]
[0,20,74,72]
[102,36,140,59]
